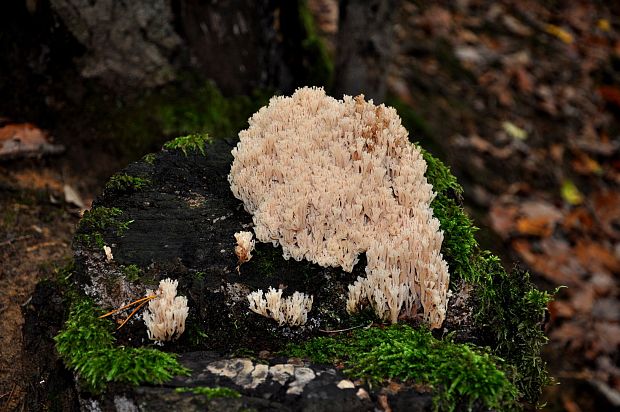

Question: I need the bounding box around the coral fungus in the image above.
[229,87,449,328]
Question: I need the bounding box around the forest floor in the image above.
[1,1,619,411]
[385,1,620,411]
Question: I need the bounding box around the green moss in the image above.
[105,174,151,194]
[418,144,554,403]
[122,264,142,282]
[76,207,133,249]
[287,325,518,411]
[143,153,156,165]
[473,252,557,404]
[417,146,479,284]
[54,298,190,393]
[163,133,212,156]
[79,77,270,161]
[175,386,240,399]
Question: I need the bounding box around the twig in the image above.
[116,299,150,330]
[98,295,155,319]
[319,321,373,334]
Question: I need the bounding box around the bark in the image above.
[333,0,400,102]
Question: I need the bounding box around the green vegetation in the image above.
[105,174,151,193]
[175,386,240,399]
[122,264,142,282]
[418,146,479,284]
[163,133,212,156]
[155,82,270,139]
[418,146,554,405]
[287,325,518,412]
[143,153,156,165]
[76,207,133,249]
[80,77,270,160]
[55,299,190,393]
[473,253,557,404]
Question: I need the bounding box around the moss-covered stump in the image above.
[26,134,555,411]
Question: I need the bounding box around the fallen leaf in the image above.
[562,207,594,232]
[63,184,86,209]
[562,394,583,412]
[571,151,603,175]
[489,203,519,238]
[520,200,564,222]
[561,180,584,205]
[574,240,620,273]
[597,19,611,33]
[502,15,533,36]
[545,24,574,44]
[512,238,584,285]
[591,191,620,239]
[548,300,575,321]
[598,86,620,108]
[516,216,555,237]
[502,121,528,140]
[0,123,64,160]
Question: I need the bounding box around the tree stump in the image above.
[23,135,551,411]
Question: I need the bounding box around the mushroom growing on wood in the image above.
[247,287,313,326]
[234,230,255,271]
[143,278,189,341]
[229,87,449,328]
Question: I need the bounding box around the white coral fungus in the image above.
[143,278,189,341]
[229,87,450,328]
[247,287,313,326]
[234,231,255,265]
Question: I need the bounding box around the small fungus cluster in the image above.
[230,87,449,328]
[234,231,255,267]
[247,287,314,326]
[143,279,189,341]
